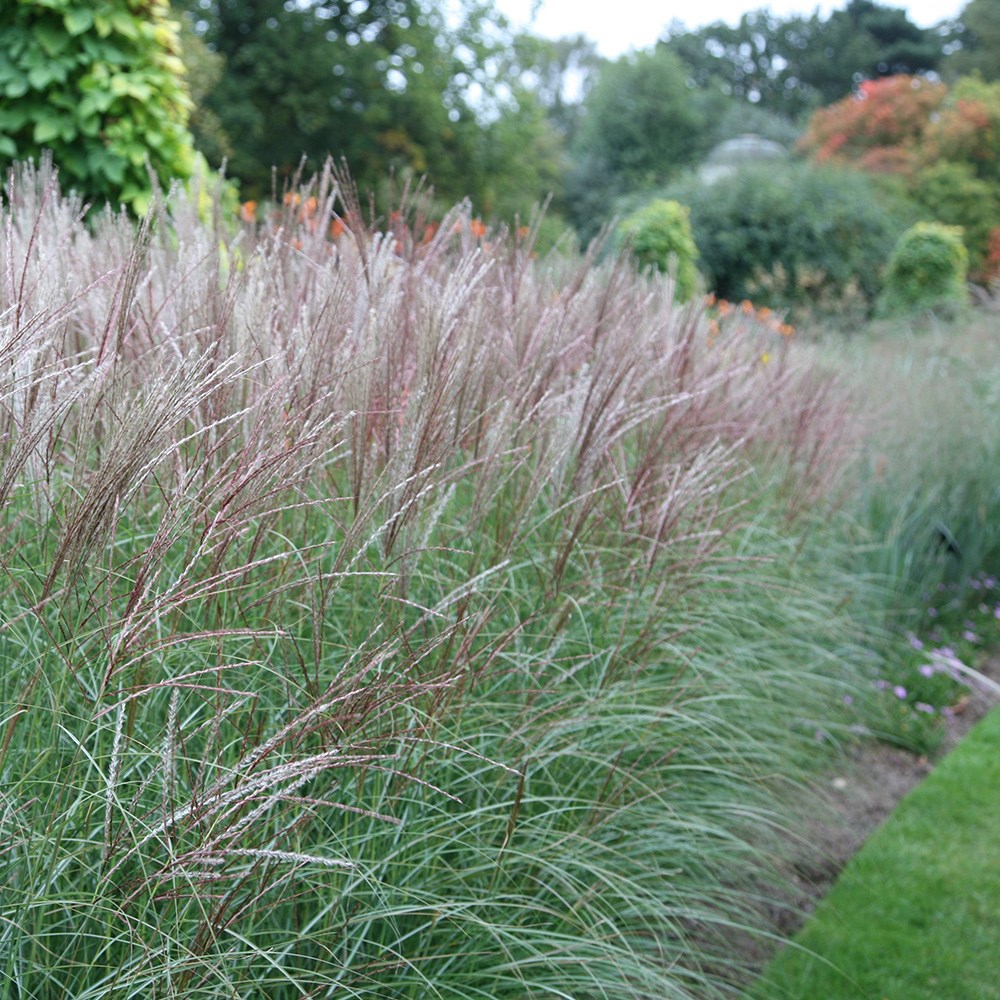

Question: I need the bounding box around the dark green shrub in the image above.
[909,162,1000,283]
[617,198,699,301]
[0,0,197,213]
[877,221,969,316]
[666,163,913,319]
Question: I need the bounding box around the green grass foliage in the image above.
[6,159,1000,997]
[617,198,700,301]
[877,221,970,317]
[750,706,1000,1000]
[801,316,1000,756]
[0,158,902,997]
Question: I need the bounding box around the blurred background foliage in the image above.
[2,0,999,310]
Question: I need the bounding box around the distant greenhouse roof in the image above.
[699,133,789,183]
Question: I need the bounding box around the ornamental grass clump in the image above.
[0,159,868,997]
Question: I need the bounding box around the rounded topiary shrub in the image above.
[877,222,969,317]
[618,199,700,302]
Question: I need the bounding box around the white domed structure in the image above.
[699,133,789,184]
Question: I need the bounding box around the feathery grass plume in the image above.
[0,160,873,996]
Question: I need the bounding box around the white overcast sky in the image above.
[494,1,967,58]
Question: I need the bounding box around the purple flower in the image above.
[907,633,924,650]
[928,607,938,618]
[842,694,854,706]
[919,664,935,678]
[893,685,907,700]
[915,702,935,714]
[963,630,979,643]
[875,679,890,691]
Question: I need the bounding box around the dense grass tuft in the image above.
[0,159,899,997]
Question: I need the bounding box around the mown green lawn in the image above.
[750,703,1000,1000]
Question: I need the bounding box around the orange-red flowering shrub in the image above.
[799,74,1000,280]
[798,76,947,170]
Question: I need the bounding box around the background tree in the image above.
[943,0,1000,82]
[503,33,603,142]
[800,0,943,102]
[663,1,944,118]
[177,12,230,169]
[0,0,197,212]
[798,75,948,171]
[798,73,1000,280]
[565,47,724,237]
[922,75,1000,184]
[176,0,563,220]
[664,10,824,117]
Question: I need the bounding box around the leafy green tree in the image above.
[664,10,823,117]
[469,88,567,221]
[177,11,230,169]
[566,47,718,237]
[923,74,1000,185]
[503,33,604,141]
[910,162,999,278]
[944,0,1000,82]
[800,0,942,103]
[0,0,198,212]
[176,0,562,219]
[664,1,943,115]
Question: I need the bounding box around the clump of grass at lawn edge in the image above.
[1,159,894,997]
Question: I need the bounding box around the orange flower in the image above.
[779,323,795,337]
[240,200,257,223]
[704,292,717,307]
[740,299,754,315]
[422,222,438,244]
[469,217,487,239]
[329,217,346,240]
[283,192,301,207]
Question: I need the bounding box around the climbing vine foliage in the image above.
[0,0,197,213]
